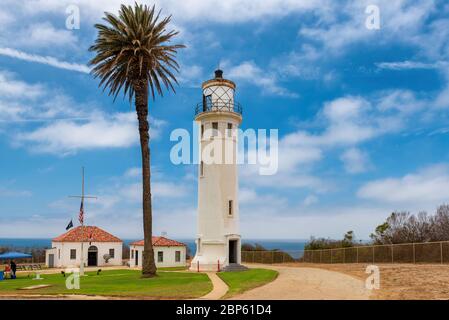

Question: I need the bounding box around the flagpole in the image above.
[68,166,97,277]
[80,166,85,276]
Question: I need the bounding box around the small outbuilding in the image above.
[45,226,123,268]
[129,237,187,268]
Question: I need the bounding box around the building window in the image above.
[58,249,60,259]
[200,161,204,177]
[158,251,164,263]
[212,122,218,136]
[201,124,204,138]
[175,251,181,262]
[227,123,233,137]
[70,249,76,260]
[109,249,115,258]
[131,250,134,259]
[228,200,233,216]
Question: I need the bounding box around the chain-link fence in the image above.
[242,240,449,264]
[242,250,305,264]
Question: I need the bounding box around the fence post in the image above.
[272,251,274,264]
[330,249,333,264]
[320,250,322,264]
[356,247,359,264]
[413,243,416,264]
[441,242,443,264]
[253,250,255,263]
[372,246,375,263]
[391,245,394,264]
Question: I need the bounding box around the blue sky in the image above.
[1,0,449,240]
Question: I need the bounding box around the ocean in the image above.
[0,238,307,255]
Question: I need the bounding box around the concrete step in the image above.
[222,263,249,272]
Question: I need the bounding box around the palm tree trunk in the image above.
[135,78,157,277]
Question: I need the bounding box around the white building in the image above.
[129,237,187,268]
[45,226,123,268]
[190,69,246,271]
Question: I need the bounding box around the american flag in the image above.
[78,200,84,225]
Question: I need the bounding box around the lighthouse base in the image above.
[189,236,242,272]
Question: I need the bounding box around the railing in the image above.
[195,99,243,116]
[242,240,449,265]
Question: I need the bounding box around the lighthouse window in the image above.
[228,200,233,216]
[200,161,204,177]
[227,123,233,137]
[201,124,204,138]
[212,122,218,136]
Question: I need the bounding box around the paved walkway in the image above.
[230,265,371,300]
[198,272,229,300]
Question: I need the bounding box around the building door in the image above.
[48,254,54,268]
[229,240,238,264]
[88,246,98,266]
[135,250,139,266]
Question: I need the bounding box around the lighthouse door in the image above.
[229,240,238,263]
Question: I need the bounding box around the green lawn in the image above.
[0,269,212,299]
[218,268,278,298]
[157,266,189,271]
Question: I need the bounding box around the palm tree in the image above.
[89,3,184,277]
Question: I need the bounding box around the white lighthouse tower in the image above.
[190,69,246,271]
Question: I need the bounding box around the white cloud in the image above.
[225,60,298,97]
[16,112,138,154]
[0,187,32,197]
[298,1,435,55]
[375,89,425,114]
[18,22,78,48]
[5,0,327,24]
[376,61,443,70]
[303,195,318,206]
[239,188,258,204]
[15,112,164,155]
[358,164,449,204]
[120,181,189,202]
[178,64,204,87]
[0,71,167,155]
[282,96,384,148]
[0,70,44,100]
[124,167,141,178]
[340,148,370,174]
[0,48,90,73]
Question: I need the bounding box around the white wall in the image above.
[129,245,186,268]
[45,241,122,268]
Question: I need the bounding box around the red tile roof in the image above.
[53,226,122,243]
[131,237,186,247]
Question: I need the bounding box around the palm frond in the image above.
[89,3,185,102]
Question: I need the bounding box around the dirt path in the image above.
[198,273,228,300]
[230,265,371,300]
[286,263,449,300]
